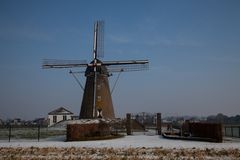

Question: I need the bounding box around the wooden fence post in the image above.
[238,126,240,138]
[8,125,11,142]
[126,113,132,135]
[156,113,162,135]
[224,126,227,136]
[37,125,40,142]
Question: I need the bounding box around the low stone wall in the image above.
[189,122,223,142]
[67,120,111,141]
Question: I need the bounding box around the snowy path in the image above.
[1,135,240,149]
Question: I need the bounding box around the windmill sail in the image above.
[96,21,104,58]
[42,59,88,68]
[93,21,104,59]
[103,60,149,72]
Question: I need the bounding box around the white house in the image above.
[48,107,74,127]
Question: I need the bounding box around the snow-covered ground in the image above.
[1,134,240,149]
[1,134,240,160]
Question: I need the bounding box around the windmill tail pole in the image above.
[69,70,84,90]
[111,71,123,94]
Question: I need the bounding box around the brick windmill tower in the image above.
[43,21,149,119]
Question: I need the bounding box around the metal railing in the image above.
[223,125,240,138]
[0,125,66,142]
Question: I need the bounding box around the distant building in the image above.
[0,119,3,126]
[12,118,22,125]
[48,107,73,127]
[71,116,79,120]
[33,118,48,126]
[135,112,156,126]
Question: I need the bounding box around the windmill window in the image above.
[97,96,101,101]
[97,84,101,90]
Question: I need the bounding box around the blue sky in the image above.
[0,0,240,120]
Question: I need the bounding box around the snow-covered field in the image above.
[1,134,240,149]
[1,134,240,159]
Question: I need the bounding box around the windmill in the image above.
[42,21,149,119]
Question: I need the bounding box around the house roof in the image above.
[48,107,74,115]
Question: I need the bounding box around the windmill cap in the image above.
[85,59,109,76]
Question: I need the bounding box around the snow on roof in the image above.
[48,107,73,115]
